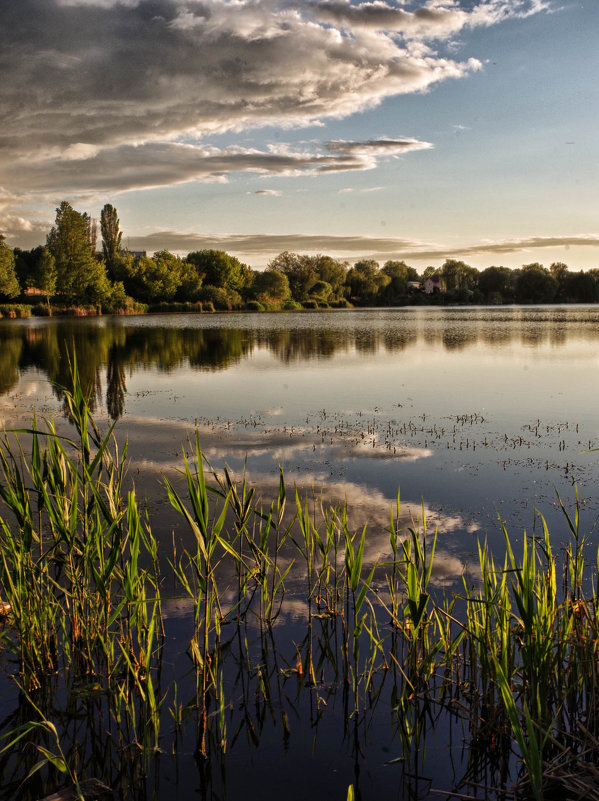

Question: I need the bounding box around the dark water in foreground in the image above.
[1,306,599,800]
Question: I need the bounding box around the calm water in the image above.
[1,306,599,799]
[2,306,598,579]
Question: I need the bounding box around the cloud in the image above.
[254,189,283,197]
[0,0,546,204]
[311,0,549,38]
[454,235,599,257]
[120,231,599,263]
[0,187,50,245]
[1,138,432,196]
[338,185,385,194]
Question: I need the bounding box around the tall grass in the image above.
[2,371,599,799]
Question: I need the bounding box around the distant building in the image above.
[424,274,445,294]
[121,250,147,259]
[407,281,422,292]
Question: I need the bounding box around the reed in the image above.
[2,370,599,799]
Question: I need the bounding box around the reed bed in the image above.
[1,370,599,800]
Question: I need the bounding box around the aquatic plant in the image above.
[2,368,599,799]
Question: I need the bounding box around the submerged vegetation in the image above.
[1,371,599,800]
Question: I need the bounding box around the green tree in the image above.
[176,260,204,302]
[47,201,108,305]
[515,263,558,304]
[268,252,317,301]
[379,260,419,303]
[346,259,380,304]
[100,204,123,279]
[478,266,514,302]
[13,246,40,289]
[382,260,419,283]
[122,252,182,303]
[83,213,98,254]
[559,269,599,303]
[309,280,333,302]
[0,235,21,299]
[186,250,246,292]
[35,247,57,310]
[199,285,242,310]
[313,255,347,297]
[251,268,291,305]
[440,259,478,292]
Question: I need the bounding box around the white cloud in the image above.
[0,0,546,198]
[118,231,599,263]
[2,139,433,195]
[254,189,284,196]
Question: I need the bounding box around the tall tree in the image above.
[47,201,108,305]
[440,259,478,292]
[313,255,348,297]
[13,246,41,289]
[100,204,123,279]
[0,235,21,299]
[346,259,381,304]
[380,260,419,302]
[35,246,57,310]
[83,213,98,254]
[268,252,317,301]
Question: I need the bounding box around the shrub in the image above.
[199,285,242,311]
[0,304,32,318]
[246,300,265,311]
[331,298,353,309]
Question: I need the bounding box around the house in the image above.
[424,274,445,294]
[407,281,422,292]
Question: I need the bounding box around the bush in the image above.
[302,299,319,309]
[199,285,242,311]
[149,301,184,313]
[283,300,302,310]
[245,300,265,311]
[60,306,100,316]
[0,304,32,318]
[331,298,353,309]
[147,301,205,314]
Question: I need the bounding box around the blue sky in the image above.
[1,0,597,270]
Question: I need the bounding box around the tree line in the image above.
[1,201,599,311]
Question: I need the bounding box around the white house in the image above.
[424,274,445,294]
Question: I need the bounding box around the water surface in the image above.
[2,306,597,578]
[2,306,599,799]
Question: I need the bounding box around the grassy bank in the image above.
[1,371,599,800]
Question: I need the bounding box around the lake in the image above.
[2,306,598,577]
[1,305,598,800]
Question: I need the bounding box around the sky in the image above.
[0,0,597,270]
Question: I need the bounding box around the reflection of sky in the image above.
[123,338,598,425]
[2,308,599,580]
